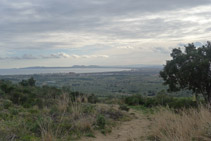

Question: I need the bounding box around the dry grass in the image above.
[37,94,128,140]
[57,93,69,112]
[70,98,83,119]
[41,130,55,141]
[74,116,94,132]
[149,106,211,141]
[38,117,55,141]
[39,93,70,141]
[39,94,88,140]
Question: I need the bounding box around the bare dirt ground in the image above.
[81,109,150,141]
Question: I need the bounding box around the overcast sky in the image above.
[0,0,211,68]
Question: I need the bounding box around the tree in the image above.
[160,41,211,104]
[28,77,36,86]
[20,77,36,87]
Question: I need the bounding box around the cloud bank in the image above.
[0,0,211,68]
[0,52,109,60]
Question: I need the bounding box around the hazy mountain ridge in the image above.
[19,64,163,69]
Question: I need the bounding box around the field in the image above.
[0,68,191,97]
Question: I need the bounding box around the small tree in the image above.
[28,77,36,86]
[20,77,36,87]
[160,41,211,104]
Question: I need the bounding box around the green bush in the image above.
[125,94,198,109]
[82,104,95,114]
[9,107,19,115]
[144,97,156,107]
[20,135,39,141]
[155,94,174,106]
[88,94,98,104]
[125,95,144,106]
[168,98,197,109]
[119,104,129,111]
[3,99,13,109]
[96,115,106,129]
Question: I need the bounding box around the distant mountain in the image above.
[20,64,163,69]
[71,65,103,68]
[115,64,163,68]
[21,65,104,69]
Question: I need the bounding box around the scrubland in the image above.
[0,78,211,141]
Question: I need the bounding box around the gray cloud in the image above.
[153,47,170,54]
[1,0,211,68]
[0,52,109,60]
[177,42,205,47]
[1,0,211,36]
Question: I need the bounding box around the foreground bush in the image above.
[149,106,211,141]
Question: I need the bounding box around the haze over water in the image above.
[0,68,130,75]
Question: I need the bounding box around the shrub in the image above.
[125,94,198,109]
[100,108,123,120]
[19,77,36,87]
[3,99,13,109]
[168,98,197,109]
[144,97,156,107]
[119,104,129,112]
[74,117,93,132]
[125,95,144,106]
[154,93,174,106]
[9,107,19,115]
[96,115,106,129]
[88,94,98,104]
[82,104,95,114]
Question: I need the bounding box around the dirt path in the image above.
[81,109,150,141]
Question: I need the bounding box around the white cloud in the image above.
[0,52,109,60]
[117,46,134,49]
[48,52,71,59]
[81,55,109,58]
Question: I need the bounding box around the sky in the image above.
[0,0,211,68]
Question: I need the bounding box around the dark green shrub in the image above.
[144,98,156,107]
[36,99,44,109]
[20,135,38,141]
[0,111,10,120]
[154,94,174,106]
[9,107,19,115]
[3,99,13,109]
[125,95,144,105]
[0,81,14,94]
[0,89,6,98]
[168,98,197,109]
[82,104,95,114]
[96,115,106,129]
[88,94,98,104]
[119,104,129,111]
[125,94,198,109]
[19,77,36,87]
[25,120,40,135]
[49,105,60,115]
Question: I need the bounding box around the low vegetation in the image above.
[148,106,211,141]
[124,95,211,140]
[0,79,130,140]
[1,74,211,140]
[125,94,198,109]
